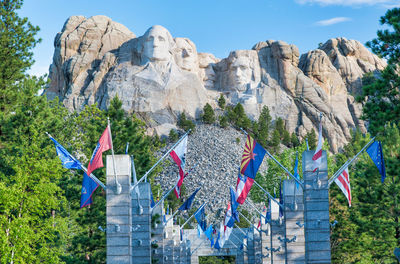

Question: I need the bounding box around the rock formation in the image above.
[46,15,387,151]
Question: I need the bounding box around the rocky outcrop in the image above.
[46,16,387,152]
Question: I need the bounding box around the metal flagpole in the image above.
[328,137,376,186]
[151,162,199,212]
[164,209,180,226]
[181,202,208,230]
[244,198,267,221]
[230,232,248,249]
[45,132,107,190]
[108,117,121,194]
[234,223,248,236]
[238,211,261,232]
[253,180,283,209]
[240,128,304,188]
[190,239,206,256]
[130,130,191,193]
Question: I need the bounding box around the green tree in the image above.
[270,129,281,153]
[0,0,41,110]
[275,117,285,136]
[202,103,215,124]
[169,129,179,141]
[219,115,228,128]
[291,132,300,147]
[226,103,251,129]
[218,93,226,109]
[178,112,195,132]
[0,77,72,263]
[256,106,272,147]
[304,129,317,150]
[357,8,400,135]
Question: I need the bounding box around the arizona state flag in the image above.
[240,135,266,179]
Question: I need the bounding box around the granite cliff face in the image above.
[46,15,386,152]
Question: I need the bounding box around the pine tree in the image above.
[256,106,272,147]
[219,115,228,128]
[0,0,41,110]
[218,93,226,109]
[178,112,195,132]
[202,103,215,124]
[290,132,300,147]
[305,129,317,150]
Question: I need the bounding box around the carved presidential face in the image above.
[229,56,253,91]
[142,26,173,63]
[174,38,198,72]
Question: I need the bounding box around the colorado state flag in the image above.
[240,135,266,179]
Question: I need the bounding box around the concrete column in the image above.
[302,150,331,263]
[283,179,305,264]
[131,182,152,263]
[106,155,132,264]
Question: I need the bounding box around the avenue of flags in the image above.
[46,113,390,252]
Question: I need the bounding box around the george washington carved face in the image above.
[142,25,174,63]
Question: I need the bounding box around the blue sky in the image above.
[20,0,400,76]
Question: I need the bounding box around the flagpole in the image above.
[239,128,304,188]
[45,132,107,190]
[244,198,267,221]
[230,232,248,249]
[150,163,199,213]
[129,129,191,193]
[253,180,283,209]
[180,202,207,230]
[234,223,248,236]
[108,117,121,194]
[328,137,376,186]
[190,239,206,256]
[164,209,180,226]
[238,211,261,232]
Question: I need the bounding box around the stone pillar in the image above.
[283,179,305,264]
[131,182,152,263]
[302,150,331,263]
[106,155,132,264]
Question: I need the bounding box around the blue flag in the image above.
[294,153,300,189]
[80,172,99,208]
[265,199,271,224]
[179,188,200,211]
[50,137,82,169]
[150,190,155,208]
[279,179,284,219]
[197,224,202,237]
[180,228,183,242]
[214,232,221,250]
[204,225,213,241]
[230,187,240,223]
[210,235,214,248]
[195,206,207,232]
[367,141,386,183]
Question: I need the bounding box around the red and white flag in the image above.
[223,203,233,242]
[87,125,112,176]
[170,135,188,198]
[312,120,323,172]
[334,167,351,207]
[236,173,254,204]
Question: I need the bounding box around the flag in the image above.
[214,232,221,250]
[150,189,156,208]
[80,172,99,208]
[236,170,254,205]
[195,206,207,232]
[50,136,82,169]
[170,135,188,198]
[257,214,261,229]
[219,222,226,248]
[240,135,266,179]
[265,199,271,224]
[166,207,169,215]
[180,228,183,242]
[334,167,351,207]
[279,179,284,219]
[367,141,386,183]
[132,158,140,198]
[205,225,213,241]
[230,187,240,223]
[87,125,112,177]
[312,120,323,172]
[294,153,300,189]
[210,236,214,248]
[197,224,202,237]
[178,188,200,211]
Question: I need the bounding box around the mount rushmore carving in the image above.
[46,15,386,152]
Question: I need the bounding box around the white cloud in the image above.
[27,65,49,77]
[296,0,399,6]
[315,17,352,26]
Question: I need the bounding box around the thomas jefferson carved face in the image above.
[174,38,198,72]
[142,25,173,63]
